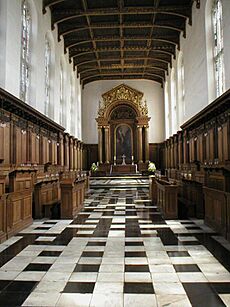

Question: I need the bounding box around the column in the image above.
[104,126,110,164]
[77,141,80,171]
[69,136,74,170]
[170,137,174,168]
[223,121,230,161]
[73,138,78,170]
[137,125,143,163]
[98,126,103,164]
[57,132,64,167]
[165,141,168,169]
[183,130,187,164]
[80,142,83,171]
[178,131,183,167]
[64,133,69,169]
[144,126,149,163]
[173,134,178,168]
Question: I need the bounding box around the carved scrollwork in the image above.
[98,84,149,117]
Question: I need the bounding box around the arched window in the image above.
[44,37,51,116]
[177,51,185,126]
[164,81,170,139]
[212,0,225,96]
[59,60,66,127]
[70,76,75,135]
[20,0,31,103]
[170,68,177,134]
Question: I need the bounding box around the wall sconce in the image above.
[21,129,26,135]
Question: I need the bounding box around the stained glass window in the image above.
[44,38,51,116]
[20,0,31,103]
[212,0,225,96]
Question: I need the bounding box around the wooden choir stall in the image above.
[0,88,87,243]
[162,89,230,239]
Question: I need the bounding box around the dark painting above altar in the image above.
[115,124,132,160]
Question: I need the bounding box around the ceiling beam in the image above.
[75,56,170,68]
[82,76,163,87]
[51,6,191,24]
[68,43,175,58]
[81,0,101,73]
[78,65,167,75]
[59,23,183,38]
[71,45,176,60]
[69,45,175,57]
[143,0,160,78]
[81,72,165,83]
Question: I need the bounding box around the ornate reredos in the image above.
[98,84,148,118]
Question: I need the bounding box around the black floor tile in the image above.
[0,280,11,291]
[74,264,100,272]
[81,251,104,257]
[185,226,201,230]
[124,282,154,294]
[35,227,51,230]
[174,264,201,272]
[125,242,144,246]
[210,282,230,294]
[157,229,178,245]
[125,265,149,272]
[23,263,52,271]
[63,282,95,293]
[125,251,146,257]
[167,251,190,257]
[39,250,62,257]
[3,281,38,292]
[103,211,114,216]
[183,283,225,307]
[0,292,30,307]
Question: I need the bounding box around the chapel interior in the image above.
[0,0,230,306]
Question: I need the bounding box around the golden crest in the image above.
[98,84,148,117]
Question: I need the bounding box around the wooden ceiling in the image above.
[43,0,200,87]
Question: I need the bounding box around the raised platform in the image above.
[89,176,149,188]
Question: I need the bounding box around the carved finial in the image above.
[194,0,200,9]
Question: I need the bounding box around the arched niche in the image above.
[96,84,150,166]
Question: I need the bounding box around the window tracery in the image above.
[212,0,225,96]
[20,0,31,103]
[44,37,51,116]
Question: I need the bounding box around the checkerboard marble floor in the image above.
[0,184,230,306]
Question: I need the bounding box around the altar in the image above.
[96,84,150,167]
[110,164,137,174]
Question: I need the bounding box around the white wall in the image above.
[0,0,82,139]
[82,79,164,144]
[165,0,230,138]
